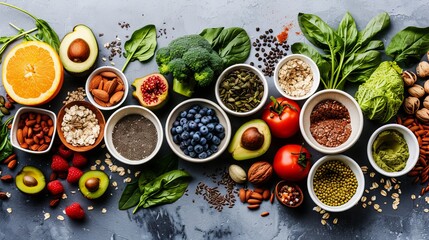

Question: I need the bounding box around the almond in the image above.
[260,212,269,217]
[89,75,102,90]
[239,188,246,203]
[109,91,124,105]
[102,79,111,92]
[247,198,262,205]
[49,199,60,208]
[7,159,17,170]
[97,78,104,90]
[254,188,264,194]
[262,189,271,200]
[0,191,9,200]
[250,192,263,201]
[94,96,108,107]
[1,175,13,183]
[270,192,274,204]
[100,71,118,79]
[48,126,54,137]
[2,153,16,164]
[16,128,24,145]
[245,190,252,202]
[92,89,110,102]
[115,82,124,92]
[38,144,49,151]
[107,78,118,95]
[247,204,260,210]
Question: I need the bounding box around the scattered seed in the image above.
[412,194,417,200]
[333,218,338,224]
[90,165,97,171]
[380,190,387,196]
[362,203,367,208]
[313,206,322,212]
[88,206,94,211]
[361,196,367,202]
[322,213,330,220]
[100,165,106,171]
[57,215,64,221]
[377,208,382,213]
[321,219,327,225]
[44,212,50,220]
[371,195,377,201]
[101,208,107,214]
[370,172,376,178]
[425,208,429,213]
[373,204,380,210]
[95,160,102,165]
[123,177,132,183]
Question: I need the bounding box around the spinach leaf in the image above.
[0,117,13,162]
[118,181,141,210]
[341,50,381,83]
[356,40,384,53]
[386,26,429,65]
[138,153,178,191]
[354,12,390,51]
[134,170,191,213]
[34,19,60,52]
[122,24,157,72]
[337,12,358,52]
[200,27,251,67]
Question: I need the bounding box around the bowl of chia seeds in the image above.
[104,105,163,165]
[307,154,365,212]
[215,64,268,117]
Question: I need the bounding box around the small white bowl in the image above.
[274,54,320,101]
[215,64,268,117]
[367,124,419,177]
[307,154,365,212]
[165,98,232,163]
[10,107,56,154]
[299,89,363,154]
[85,66,128,111]
[104,105,163,165]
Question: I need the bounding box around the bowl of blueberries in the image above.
[165,98,232,163]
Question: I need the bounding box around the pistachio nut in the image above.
[408,84,425,98]
[228,164,247,184]
[417,61,429,78]
[416,108,429,123]
[424,96,429,109]
[404,96,420,114]
[402,70,417,87]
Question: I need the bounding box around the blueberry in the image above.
[173,120,180,127]
[207,108,215,116]
[185,139,191,146]
[170,127,177,135]
[212,116,219,123]
[198,152,208,159]
[189,109,197,114]
[189,151,197,158]
[188,121,197,130]
[179,118,188,125]
[201,116,210,124]
[206,115,213,122]
[192,133,200,141]
[200,126,209,135]
[212,135,221,145]
[192,105,201,111]
[200,137,207,145]
[194,113,202,119]
[199,107,208,115]
[194,118,201,124]
[194,144,203,154]
[203,144,209,150]
[175,126,183,134]
[206,150,213,157]
[218,132,225,140]
[206,123,215,131]
[190,139,198,146]
[182,123,189,131]
[181,131,190,140]
[215,124,224,133]
[186,113,194,120]
[183,149,189,156]
[210,145,218,152]
[187,145,194,152]
[197,123,204,128]
[179,142,187,150]
[180,110,187,118]
[173,135,180,144]
[190,131,195,136]
[205,132,213,141]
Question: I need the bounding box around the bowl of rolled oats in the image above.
[273,54,320,101]
[57,101,105,152]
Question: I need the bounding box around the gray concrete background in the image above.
[1,0,429,239]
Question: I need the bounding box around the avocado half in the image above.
[59,24,98,77]
[79,170,109,199]
[15,166,46,195]
[228,119,271,160]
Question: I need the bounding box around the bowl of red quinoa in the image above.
[104,105,163,165]
[273,54,320,101]
[299,89,363,154]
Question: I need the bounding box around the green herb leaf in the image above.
[118,181,141,210]
[0,117,14,162]
[200,27,251,67]
[122,24,157,72]
[0,36,12,44]
[34,19,60,52]
[386,26,429,66]
[341,50,381,84]
[138,153,178,191]
[337,12,358,52]
[354,12,390,51]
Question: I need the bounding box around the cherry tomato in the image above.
[273,144,311,182]
[262,96,300,138]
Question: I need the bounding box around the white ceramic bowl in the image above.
[307,154,365,212]
[85,66,128,111]
[299,89,363,154]
[165,98,231,163]
[215,64,268,117]
[273,54,320,101]
[104,105,163,165]
[367,124,419,177]
[10,107,56,154]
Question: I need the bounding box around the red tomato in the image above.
[262,96,300,138]
[273,144,311,182]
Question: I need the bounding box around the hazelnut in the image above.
[402,70,417,87]
[417,61,429,78]
[247,161,273,185]
[23,175,38,187]
[85,177,100,192]
[403,96,420,115]
[408,84,425,98]
[68,38,90,63]
[241,127,264,150]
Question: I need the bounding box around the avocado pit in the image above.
[241,127,264,150]
[85,177,100,192]
[23,175,38,187]
[68,38,90,63]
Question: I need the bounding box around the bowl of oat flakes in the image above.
[273,54,320,101]
[57,101,105,152]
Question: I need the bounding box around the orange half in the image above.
[2,41,64,106]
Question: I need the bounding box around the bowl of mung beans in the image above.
[307,154,365,212]
[273,54,320,101]
[215,64,268,117]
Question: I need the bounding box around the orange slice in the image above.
[2,41,64,106]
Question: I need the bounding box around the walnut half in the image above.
[247,161,273,185]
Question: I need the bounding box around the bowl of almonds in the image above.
[85,66,128,111]
[57,101,105,152]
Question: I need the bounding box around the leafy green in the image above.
[0,117,13,162]
[386,26,429,66]
[122,24,157,72]
[118,181,141,210]
[292,12,389,90]
[200,27,251,67]
[355,61,403,123]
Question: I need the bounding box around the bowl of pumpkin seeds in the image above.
[215,64,268,117]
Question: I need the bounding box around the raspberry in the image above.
[47,180,64,197]
[51,155,69,172]
[65,202,85,220]
[67,167,83,184]
[57,144,73,159]
[72,152,88,169]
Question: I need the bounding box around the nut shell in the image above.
[247,161,273,185]
[228,164,247,184]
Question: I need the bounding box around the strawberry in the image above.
[65,202,85,220]
[57,144,73,159]
[67,167,83,184]
[72,152,88,169]
[51,155,69,172]
[47,180,64,197]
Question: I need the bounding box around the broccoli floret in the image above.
[172,78,196,97]
[158,63,170,75]
[209,52,224,75]
[169,35,212,59]
[155,47,171,65]
[168,58,190,81]
[194,67,214,87]
[182,47,211,72]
